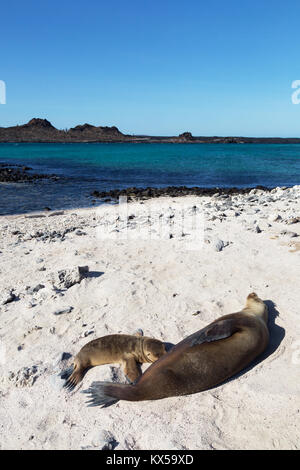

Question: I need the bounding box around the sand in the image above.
[0,186,299,450]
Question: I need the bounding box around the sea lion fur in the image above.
[62,332,167,391]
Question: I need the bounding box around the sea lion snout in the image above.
[143,338,167,362]
[246,292,268,322]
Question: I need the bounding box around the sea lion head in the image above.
[142,338,167,363]
[245,292,268,323]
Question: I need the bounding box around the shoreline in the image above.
[0,183,298,217]
[0,183,296,217]
[2,140,300,145]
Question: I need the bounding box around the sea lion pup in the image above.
[83,293,269,407]
[62,331,167,391]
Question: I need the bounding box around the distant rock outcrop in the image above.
[1,119,300,143]
[178,132,194,141]
[23,118,55,129]
[0,118,127,143]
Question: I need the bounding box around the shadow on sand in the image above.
[86,271,105,279]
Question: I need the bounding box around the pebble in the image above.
[75,230,87,236]
[80,330,94,338]
[286,217,300,225]
[0,288,16,305]
[26,284,45,295]
[92,430,118,450]
[214,239,225,252]
[268,213,282,222]
[134,328,144,336]
[53,306,73,315]
[53,351,72,368]
[281,230,298,238]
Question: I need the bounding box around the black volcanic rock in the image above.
[0,163,59,182]
[178,132,194,141]
[24,118,55,129]
[70,123,96,132]
[91,185,273,202]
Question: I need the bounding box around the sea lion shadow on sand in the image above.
[220,299,285,387]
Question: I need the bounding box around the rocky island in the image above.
[1,118,300,143]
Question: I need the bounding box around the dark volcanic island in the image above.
[1,118,300,143]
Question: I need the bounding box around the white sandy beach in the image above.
[0,187,300,450]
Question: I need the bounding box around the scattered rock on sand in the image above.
[214,239,230,252]
[268,213,282,222]
[92,430,118,450]
[215,239,224,252]
[53,351,72,369]
[75,229,87,236]
[50,266,89,289]
[280,230,298,238]
[8,365,41,387]
[285,217,300,225]
[0,288,17,305]
[53,306,73,316]
[25,284,45,295]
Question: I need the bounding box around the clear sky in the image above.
[1,0,300,136]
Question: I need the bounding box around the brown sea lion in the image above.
[83,293,269,407]
[62,330,167,390]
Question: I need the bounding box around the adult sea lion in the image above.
[62,331,167,390]
[83,293,269,407]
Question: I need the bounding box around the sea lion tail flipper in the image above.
[82,381,137,407]
[190,319,239,346]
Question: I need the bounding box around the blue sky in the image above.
[1,0,300,136]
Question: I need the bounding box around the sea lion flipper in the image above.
[123,357,142,383]
[190,319,239,346]
[82,381,120,408]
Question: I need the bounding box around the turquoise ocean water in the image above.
[0,143,300,214]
